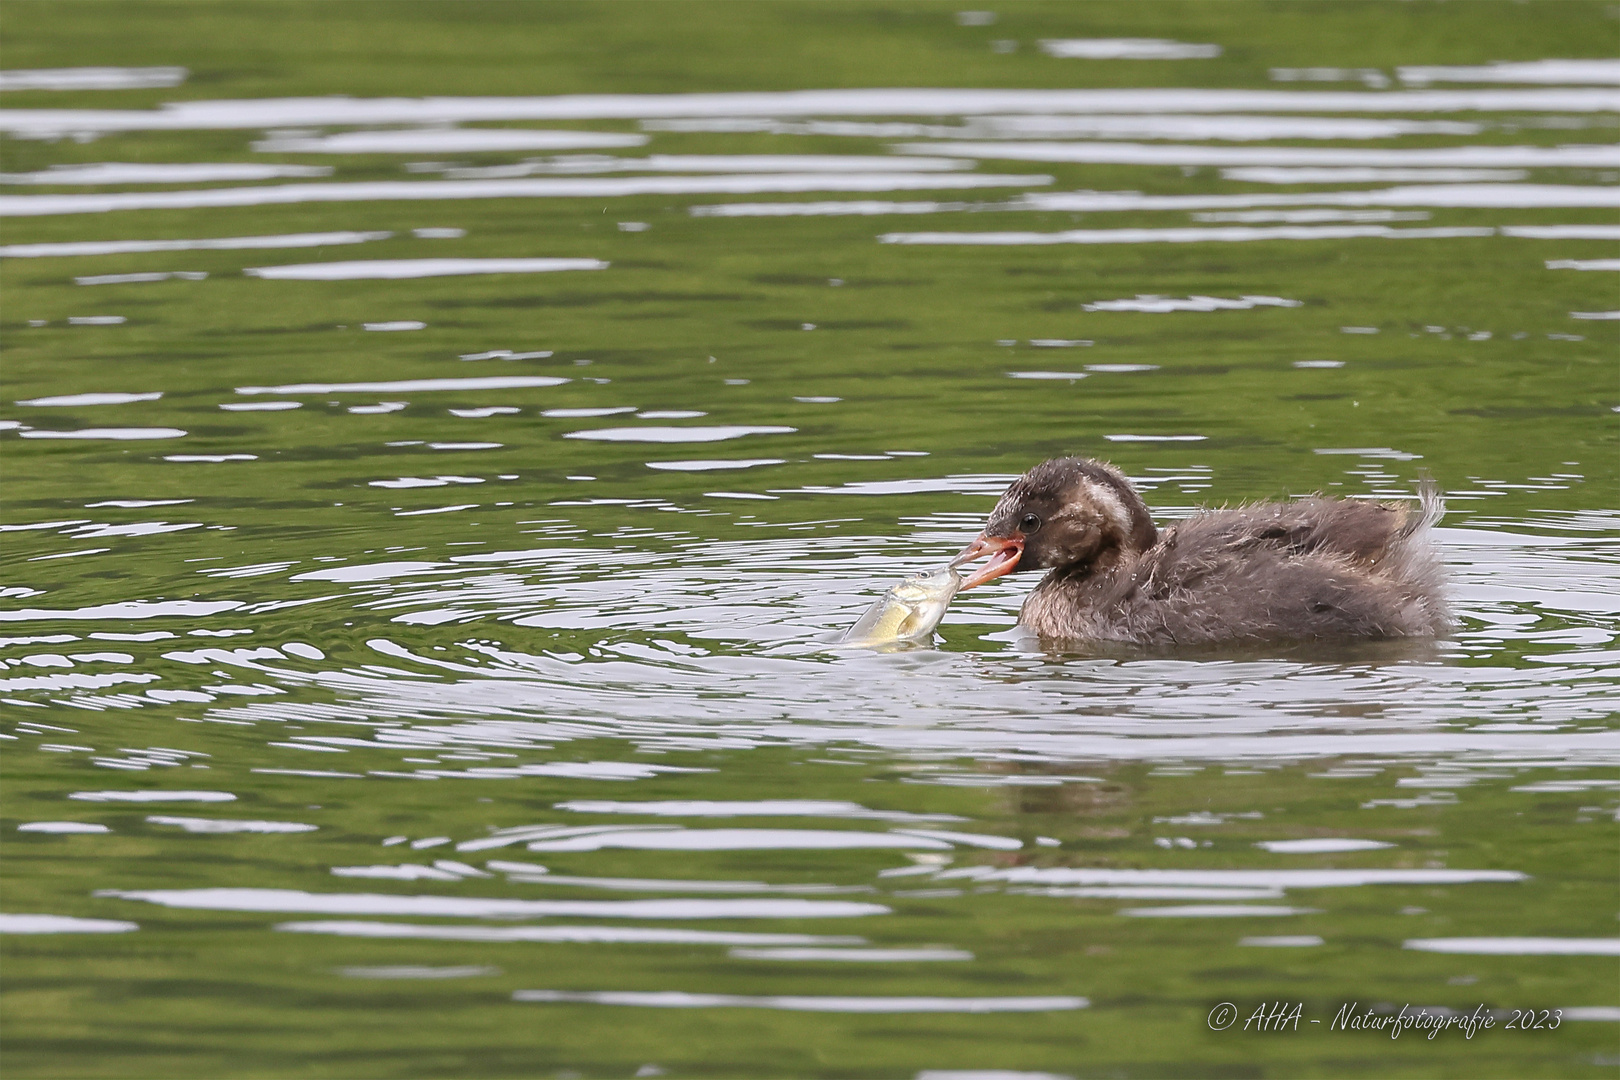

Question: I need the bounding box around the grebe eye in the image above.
[1019,513,1041,533]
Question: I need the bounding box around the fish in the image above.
[837,565,962,647]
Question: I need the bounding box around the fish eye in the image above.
[1019,512,1041,533]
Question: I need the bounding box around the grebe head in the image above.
[953,457,1158,589]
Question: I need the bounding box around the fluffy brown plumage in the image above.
[954,457,1450,646]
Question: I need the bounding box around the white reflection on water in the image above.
[946,867,1522,888]
[84,499,192,509]
[236,376,568,394]
[0,173,1054,217]
[1119,905,1316,917]
[426,154,972,177]
[369,476,485,489]
[1081,295,1299,312]
[70,790,235,802]
[1255,839,1392,853]
[148,518,1617,771]
[902,143,1620,168]
[1221,167,1528,184]
[1,667,149,692]
[0,913,138,933]
[6,520,116,533]
[521,828,962,852]
[292,562,446,582]
[729,947,972,961]
[282,921,866,946]
[331,864,468,881]
[655,114,1481,141]
[245,258,607,280]
[0,66,186,92]
[145,815,316,834]
[1270,67,1391,89]
[3,491,1614,778]
[16,392,162,406]
[1,162,329,184]
[254,129,648,153]
[17,821,110,833]
[565,425,795,443]
[1008,887,1283,900]
[339,965,499,979]
[1195,210,1427,223]
[73,521,198,539]
[0,230,393,259]
[347,402,406,415]
[1396,60,1620,86]
[1038,39,1221,61]
[1501,224,1620,239]
[1403,938,1620,955]
[491,873,871,895]
[1511,779,1620,793]
[377,761,703,782]
[555,798,962,821]
[164,454,257,463]
[882,225,1496,246]
[1561,1008,1620,1021]
[513,989,1088,1012]
[461,349,553,361]
[692,200,967,217]
[2,89,1612,137]
[100,887,889,919]
[1547,259,1620,271]
[1017,186,1620,212]
[20,427,185,440]
[396,503,479,519]
[646,459,785,471]
[76,271,207,286]
[943,114,1480,141]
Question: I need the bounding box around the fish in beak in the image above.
[951,533,1023,590]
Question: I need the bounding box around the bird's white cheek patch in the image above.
[1076,480,1132,538]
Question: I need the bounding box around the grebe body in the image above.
[953,458,1450,646]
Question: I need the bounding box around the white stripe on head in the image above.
[1075,478,1130,538]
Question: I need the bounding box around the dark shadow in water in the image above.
[1037,633,1449,666]
[823,626,1445,665]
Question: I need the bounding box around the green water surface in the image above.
[1,3,1617,1078]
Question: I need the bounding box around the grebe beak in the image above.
[951,533,1023,590]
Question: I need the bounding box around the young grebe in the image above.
[952,458,1450,645]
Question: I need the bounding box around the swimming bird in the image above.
[952,457,1449,645]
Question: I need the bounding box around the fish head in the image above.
[836,566,962,647]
